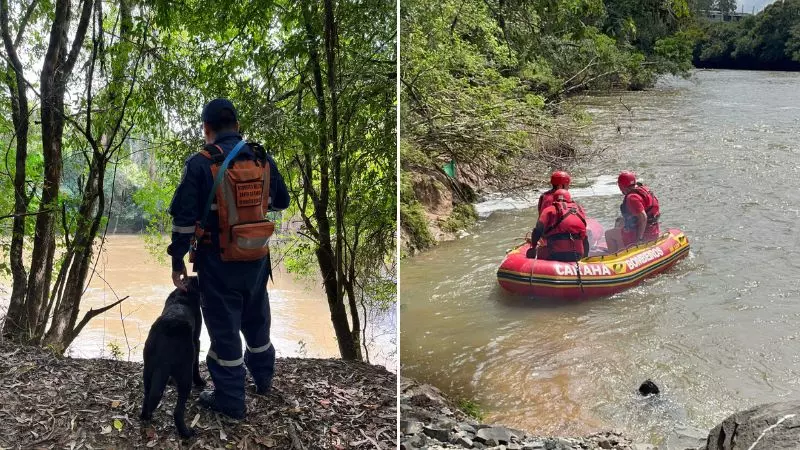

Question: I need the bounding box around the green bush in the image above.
[400,201,435,251]
[457,398,484,421]
[400,139,431,169]
[441,203,478,233]
[400,171,416,204]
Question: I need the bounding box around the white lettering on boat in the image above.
[554,263,612,277]
[625,247,665,271]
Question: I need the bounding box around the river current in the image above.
[0,234,397,370]
[400,70,800,442]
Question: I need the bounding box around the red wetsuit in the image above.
[620,184,660,246]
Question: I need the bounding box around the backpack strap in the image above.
[247,141,268,163]
[199,144,226,164]
[544,202,586,235]
[199,140,249,230]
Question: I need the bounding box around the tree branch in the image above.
[63,0,94,77]
[68,295,129,343]
[0,0,23,71]
[14,0,39,48]
[0,209,56,221]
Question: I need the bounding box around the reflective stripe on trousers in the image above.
[207,349,244,367]
[247,341,272,353]
[207,341,271,367]
[172,224,195,234]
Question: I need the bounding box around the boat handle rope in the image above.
[572,236,585,295]
[529,236,537,287]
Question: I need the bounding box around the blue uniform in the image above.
[167,131,289,414]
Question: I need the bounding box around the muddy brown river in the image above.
[400,70,800,442]
[1,235,396,370]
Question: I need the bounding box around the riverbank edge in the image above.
[399,140,575,258]
[0,341,396,449]
[400,376,675,450]
[402,375,800,450]
[399,82,606,259]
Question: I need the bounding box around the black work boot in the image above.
[197,390,246,420]
[254,381,272,396]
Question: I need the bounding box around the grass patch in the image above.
[400,200,435,252]
[441,203,478,233]
[457,399,484,421]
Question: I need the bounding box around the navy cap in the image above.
[201,98,238,124]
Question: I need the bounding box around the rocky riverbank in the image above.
[0,341,396,449]
[400,377,657,450]
[399,139,579,257]
[400,376,800,450]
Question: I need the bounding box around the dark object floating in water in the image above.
[639,379,660,396]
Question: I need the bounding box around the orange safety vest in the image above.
[191,141,274,262]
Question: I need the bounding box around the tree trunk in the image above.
[0,0,32,339]
[345,280,363,360]
[25,81,65,341]
[44,156,105,348]
[7,0,93,342]
[301,0,360,361]
[315,246,358,360]
[43,0,134,350]
[322,0,358,360]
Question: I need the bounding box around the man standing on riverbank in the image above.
[167,98,290,419]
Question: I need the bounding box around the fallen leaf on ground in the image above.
[0,342,395,450]
[255,436,275,447]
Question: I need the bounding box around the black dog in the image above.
[140,277,206,438]
[639,379,660,396]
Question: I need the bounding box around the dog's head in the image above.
[184,276,200,294]
[638,379,660,396]
[167,276,201,309]
[182,276,201,304]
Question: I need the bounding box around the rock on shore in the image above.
[402,376,800,450]
[400,377,658,450]
[701,401,800,450]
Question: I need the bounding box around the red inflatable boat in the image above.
[497,226,690,299]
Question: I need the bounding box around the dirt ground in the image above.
[0,342,397,449]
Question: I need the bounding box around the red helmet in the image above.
[552,189,571,203]
[617,171,636,191]
[550,171,571,188]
